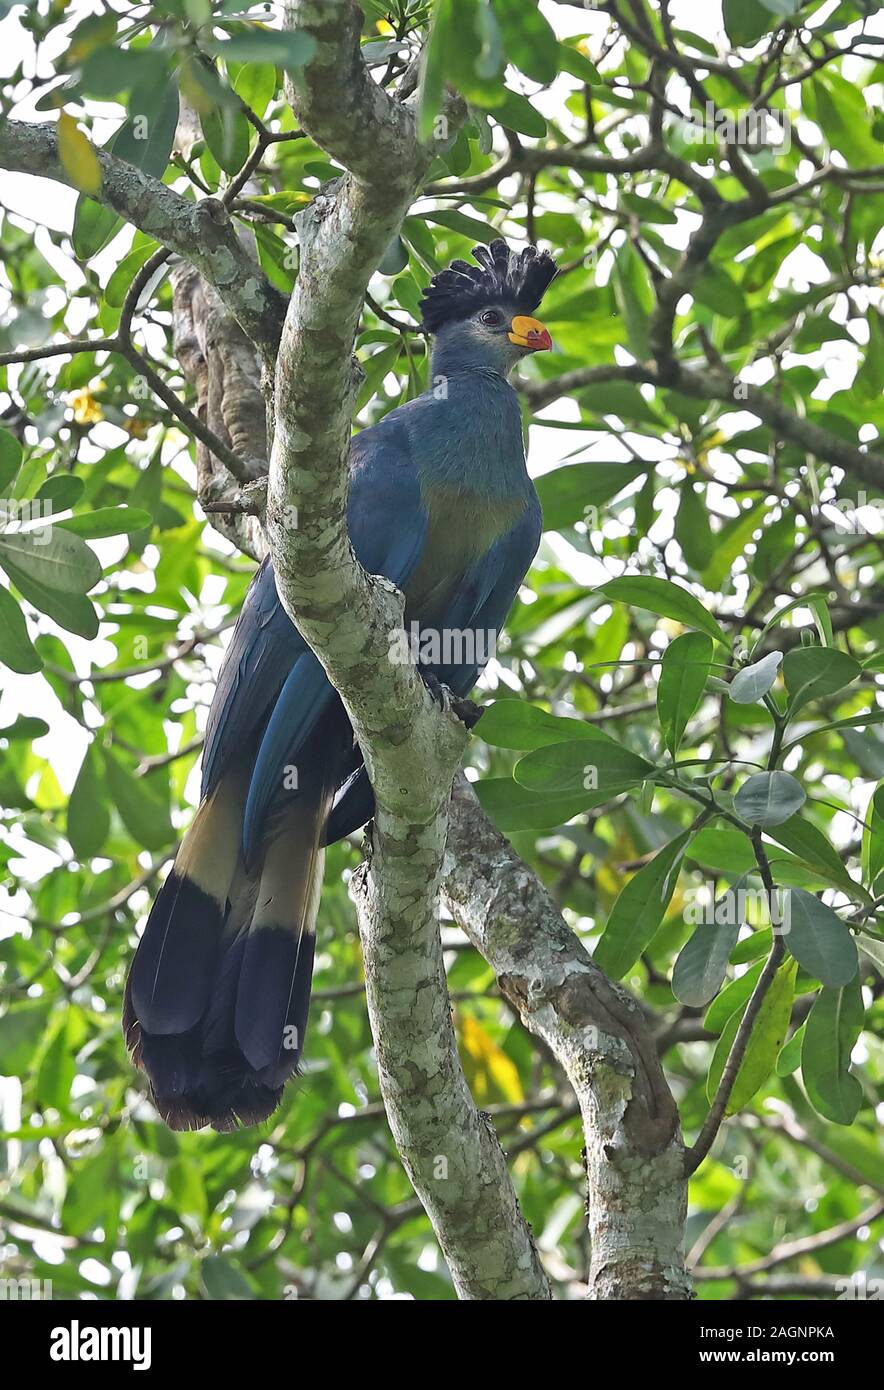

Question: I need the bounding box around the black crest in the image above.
[419,238,558,334]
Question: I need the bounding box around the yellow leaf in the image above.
[457,1012,523,1105]
[58,113,101,196]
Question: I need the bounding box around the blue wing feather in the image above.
[203,420,429,854]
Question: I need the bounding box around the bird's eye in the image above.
[480,310,501,327]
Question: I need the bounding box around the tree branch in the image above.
[261,0,548,1300]
[0,119,286,359]
[442,774,691,1301]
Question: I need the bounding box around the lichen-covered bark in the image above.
[443,776,691,1300]
[0,120,286,360]
[352,808,551,1300]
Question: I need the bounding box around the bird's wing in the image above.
[431,493,542,693]
[202,420,429,859]
[325,496,541,844]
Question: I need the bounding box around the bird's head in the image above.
[419,239,557,378]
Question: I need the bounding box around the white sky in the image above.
[0,0,881,911]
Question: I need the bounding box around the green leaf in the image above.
[68,746,109,860]
[475,777,590,832]
[103,748,172,851]
[723,0,774,46]
[785,889,858,987]
[594,831,690,980]
[596,576,726,645]
[767,815,858,898]
[536,462,649,531]
[729,651,782,704]
[200,103,251,176]
[657,631,712,757]
[0,1000,52,1073]
[514,737,653,801]
[491,88,546,138]
[673,916,741,1007]
[0,428,23,492]
[36,1006,79,1110]
[776,1021,805,1076]
[0,715,49,741]
[675,482,716,572]
[612,242,654,359]
[72,71,180,259]
[201,1254,257,1300]
[704,959,764,1033]
[557,41,600,85]
[706,958,797,1114]
[783,645,861,717]
[479,700,601,751]
[801,979,864,1124]
[423,209,496,243]
[494,0,558,83]
[0,525,100,593]
[733,771,806,827]
[0,583,42,674]
[58,506,154,538]
[0,554,99,639]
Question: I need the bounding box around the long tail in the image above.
[124,762,335,1132]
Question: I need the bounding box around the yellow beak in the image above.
[508,315,553,352]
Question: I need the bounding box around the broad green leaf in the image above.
[535,462,649,532]
[706,958,797,1113]
[801,978,864,1124]
[657,631,712,756]
[0,429,22,492]
[0,583,42,673]
[514,737,653,800]
[479,700,602,751]
[723,0,774,47]
[204,30,315,69]
[494,0,558,84]
[704,959,764,1033]
[491,88,546,138]
[673,916,741,1007]
[784,888,858,987]
[594,831,690,980]
[68,745,109,860]
[0,526,100,593]
[675,481,716,572]
[72,71,180,259]
[776,1021,805,1077]
[103,749,172,851]
[0,554,99,639]
[783,645,861,717]
[767,815,859,899]
[58,507,154,538]
[201,1254,258,1300]
[597,576,726,645]
[475,777,589,832]
[733,771,806,827]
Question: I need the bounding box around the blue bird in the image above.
[124,239,557,1130]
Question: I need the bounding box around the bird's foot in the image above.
[420,672,484,730]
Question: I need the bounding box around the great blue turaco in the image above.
[124,239,558,1131]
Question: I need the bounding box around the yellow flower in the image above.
[68,389,104,425]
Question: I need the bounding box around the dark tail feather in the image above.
[124,762,335,1133]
